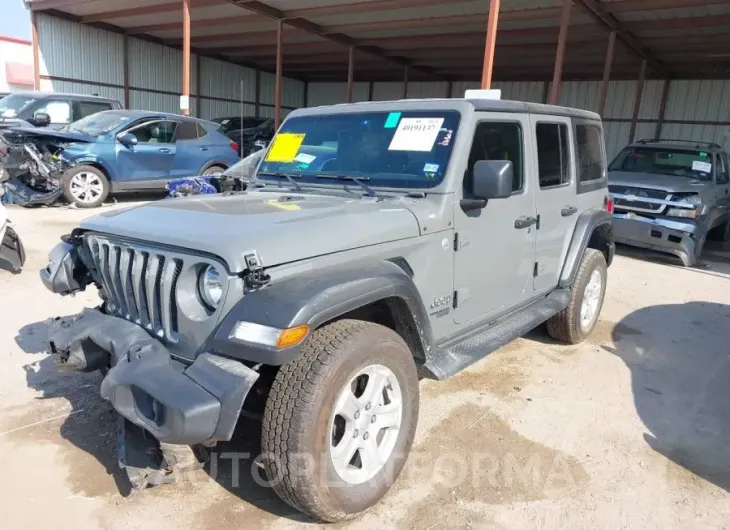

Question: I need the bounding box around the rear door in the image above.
[169,120,207,178]
[452,114,537,325]
[532,116,578,292]
[115,119,178,187]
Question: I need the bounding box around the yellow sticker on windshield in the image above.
[265,133,305,163]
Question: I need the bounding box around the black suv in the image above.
[0,91,122,131]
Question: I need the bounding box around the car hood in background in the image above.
[3,126,95,143]
[78,191,420,273]
[608,171,711,193]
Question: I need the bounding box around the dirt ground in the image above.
[1,202,729,530]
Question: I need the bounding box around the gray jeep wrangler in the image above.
[41,96,614,522]
[609,139,730,266]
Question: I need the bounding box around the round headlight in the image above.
[198,265,223,310]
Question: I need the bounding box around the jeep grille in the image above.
[84,234,186,342]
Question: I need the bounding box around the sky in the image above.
[1,1,31,41]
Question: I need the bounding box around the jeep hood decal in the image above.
[78,192,420,273]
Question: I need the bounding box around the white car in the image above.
[0,201,25,273]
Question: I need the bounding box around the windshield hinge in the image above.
[243,252,270,290]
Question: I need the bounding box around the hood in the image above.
[608,171,711,193]
[0,117,32,129]
[3,126,94,143]
[78,191,420,273]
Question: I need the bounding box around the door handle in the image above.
[514,216,538,229]
[200,147,210,151]
[158,148,172,154]
[561,206,578,217]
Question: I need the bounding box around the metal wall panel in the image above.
[258,72,305,108]
[129,90,183,115]
[662,124,729,151]
[37,12,124,85]
[664,80,730,122]
[406,82,450,99]
[199,100,256,121]
[306,82,370,106]
[39,78,125,105]
[200,57,257,103]
[602,81,637,120]
[603,121,632,161]
[450,81,479,97]
[128,37,193,94]
[372,82,404,101]
[495,81,545,103]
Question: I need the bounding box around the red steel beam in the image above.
[480,0,500,89]
[549,0,571,105]
[274,19,283,130]
[654,79,671,139]
[123,34,130,108]
[597,31,616,117]
[126,15,268,34]
[195,55,202,117]
[347,46,354,103]
[629,59,648,143]
[182,0,191,116]
[81,0,224,22]
[31,10,40,90]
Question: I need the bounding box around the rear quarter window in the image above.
[574,121,606,194]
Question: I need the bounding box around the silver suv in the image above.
[609,139,730,266]
[41,96,614,522]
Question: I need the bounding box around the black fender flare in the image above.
[208,260,434,365]
[559,208,614,288]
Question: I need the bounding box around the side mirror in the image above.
[32,112,51,127]
[116,132,138,146]
[462,160,514,211]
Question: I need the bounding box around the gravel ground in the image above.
[1,202,729,530]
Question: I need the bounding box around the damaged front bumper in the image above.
[612,212,703,266]
[49,308,259,446]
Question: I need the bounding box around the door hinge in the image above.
[536,214,541,230]
[453,290,458,308]
[454,232,458,251]
[533,262,539,277]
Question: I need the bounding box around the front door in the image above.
[115,120,178,187]
[532,117,579,293]
[453,114,537,325]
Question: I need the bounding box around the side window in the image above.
[77,101,112,120]
[466,122,524,193]
[717,153,729,184]
[35,99,72,124]
[536,122,570,188]
[576,124,605,182]
[175,120,200,141]
[128,121,178,144]
[196,123,208,138]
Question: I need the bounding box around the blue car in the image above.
[8,110,240,208]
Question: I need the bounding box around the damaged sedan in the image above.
[0,110,240,208]
[608,139,730,266]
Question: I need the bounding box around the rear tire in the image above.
[709,218,730,242]
[547,248,607,344]
[62,165,110,208]
[261,320,419,522]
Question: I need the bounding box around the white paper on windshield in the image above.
[692,160,712,173]
[388,117,444,152]
[293,153,316,165]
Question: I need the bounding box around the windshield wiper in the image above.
[314,174,376,197]
[257,171,303,192]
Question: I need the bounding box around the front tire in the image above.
[261,320,419,522]
[547,248,607,344]
[203,165,226,175]
[62,165,110,208]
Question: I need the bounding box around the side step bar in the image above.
[422,289,571,380]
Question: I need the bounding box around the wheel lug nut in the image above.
[363,432,369,440]
[353,429,359,438]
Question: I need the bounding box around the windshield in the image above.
[609,147,714,180]
[256,110,460,189]
[0,94,36,118]
[64,111,132,136]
